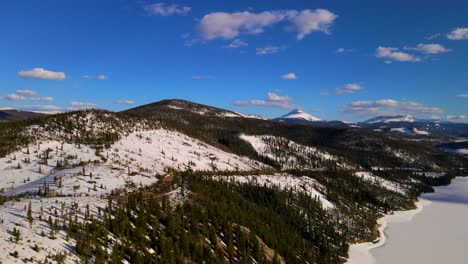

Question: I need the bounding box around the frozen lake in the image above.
[347,176,468,264]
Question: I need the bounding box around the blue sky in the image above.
[0,0,467,122]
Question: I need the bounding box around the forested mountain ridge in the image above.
[0,101,466,264]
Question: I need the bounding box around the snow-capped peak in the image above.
[280,109,321,122]
[364,114,415,124]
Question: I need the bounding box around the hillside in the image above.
[0,102,466,263]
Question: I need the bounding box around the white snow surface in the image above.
[220,174,334,209]
[348,176,468,264]
[0,196,106,263]
[279,109,321,122]
[355,172,406,194]
[239,134,349,170]
[245,114,267,120]
[346,200,424,264]
[0,129,263,196]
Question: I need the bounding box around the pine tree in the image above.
[27,201,33,228]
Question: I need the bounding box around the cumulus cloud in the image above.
[447,27,468,40]
[116,100,135,105]
[3,90,53,101]
[232,92,298,109]
[144,3,191,16]
[287,9,337,40]
[336,83,363,94]
[223,39,248,49]
[96,74,108,80]
[425,33,441,40]
[256,46,282,55]
[68,101,97,110]
[4,94,53,101]
[343,99,442,117]
[405,43,450,54]
[18,68,66,80]
[83,74,108,80]
[335,48,353,54]
[16,89,37,96]
[281,73,297,80]
[198,9,337,41]
[456,94,468,98]
[17,105,63,114]
[376,47,420,63]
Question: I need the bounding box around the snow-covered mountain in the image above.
[0,101,466,264]
[279,109,321,122]
[363,114,415,124]
[271,109,322,125]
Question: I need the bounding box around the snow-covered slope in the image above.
[355,172,407,194]
[0,196,105,263]
[0,123,264,197]
[245,114,267,120]
[240,134,349,170]
[364,115,415,124]
[276,109,321,122]
[219,174,334,209]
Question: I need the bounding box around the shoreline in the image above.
[345,199,427,264]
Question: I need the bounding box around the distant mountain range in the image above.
[0,109,44,121]
[0,98,466,264]
[2,101,467,156]
[363,114,416,124]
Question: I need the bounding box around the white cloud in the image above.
[198,9,337,41]
[335,48,354,54]
[256,46,282,55]
[18,68,66,80]
[116,100,135,105]
[281,73,297,80]
[425,33,441,40]
[83,74,108,80]
[456,94,468,98]
[233,92,298,109]
[344,99,442,117]
[144,3,191,16]
[405,43,450,54]
[376,47,420,62]
[4,94,53,101]
[199,11,287,40]
[3,90,53,102]
[287,9,337,40]
[17,105,63,114]
[335,83,363,94]
[16,89,37,96]
[68,101,97,110]
[447,27,468,40]
[223,39,248,49]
